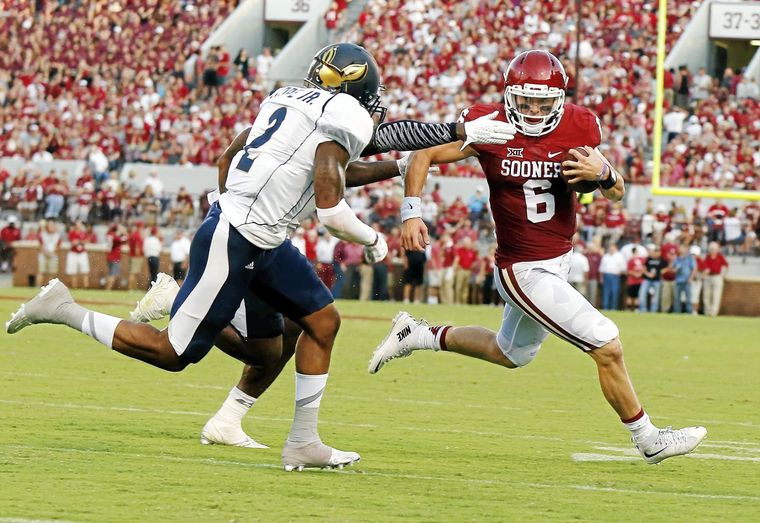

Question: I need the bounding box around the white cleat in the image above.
[200,418,269,449]
[6,279,75,334]
[129,273,180,322]
[635,425,708,464]
[368,311,434,374]
[281,440,360,472]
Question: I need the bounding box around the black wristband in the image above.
[447,122,458,141]
[600,169,618,190]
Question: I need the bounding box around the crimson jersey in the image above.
[461,103,602,267]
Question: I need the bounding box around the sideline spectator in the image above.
[170,230,191,284]
[143,227,163,287]
[37,220,61,287]
[702,242,729,316]
[454,237,477,304]
[402,246,426,304]
[105,224,127,290]
[440,233,456,304]
[127,222,145,291]
[315,229,337,292]
[467,186,488,223]
[568,244,590,297]
[586,242,602,307]
[0,216,22,273]
[689,245,704,315]
[672,244,697,314]
[625,247,646,311]
[639,245,665,313]
[425,239,443,305]
[66,221,90,289]
[333,240,364,300]
[600,244,626,310]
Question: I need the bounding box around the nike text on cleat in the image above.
[281,440,360,472]
[199,418,269,449]
[368,311,432,374]
[634,425,707,464]
[6,279,75,334]
[129,273,180,322]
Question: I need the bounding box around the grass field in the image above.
[0,287,758,522]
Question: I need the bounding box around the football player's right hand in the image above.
[364,232,388,264]
[463,111,516,149]
[401,217,429,252]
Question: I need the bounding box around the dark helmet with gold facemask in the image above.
[305,43,386,122]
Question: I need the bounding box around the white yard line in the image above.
[4,444,759,503]
[0,518,76,523]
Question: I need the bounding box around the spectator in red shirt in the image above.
[446,196,469,226]
[689,245,704,315]
[707,199,730,243]
[603,201,626,246]
[65,220,90,289]
[0,216,22,273]
[169,186,195,227]
[127,221,145,291]
[440,232,456,304]
[454,236,478,304]
[701,242,729,316]
[105,223,127,290]
[625,246,646,311]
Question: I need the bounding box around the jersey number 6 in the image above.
[523,180,556,224]
[236,107,288,172]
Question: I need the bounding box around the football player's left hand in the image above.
[462,111,516,149]
[562,146,606,184]
[364,232,388,264]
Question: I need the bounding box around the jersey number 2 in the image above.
[236,107,288,172]
[523,180,555,224]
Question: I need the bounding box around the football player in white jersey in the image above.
[125,65,519,449]
[8,43,472,471]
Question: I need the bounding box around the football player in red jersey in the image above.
[370,50,706,465]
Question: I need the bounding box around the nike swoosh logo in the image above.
[644,446,668,458]
[548,151,562,158]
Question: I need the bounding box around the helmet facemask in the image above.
[504,81,565,137]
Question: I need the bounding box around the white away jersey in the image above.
[219,86,374,248]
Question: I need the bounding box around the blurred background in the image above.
[0,0,758,316]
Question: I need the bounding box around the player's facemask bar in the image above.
[304,59,387,123]
[504,83,565,137]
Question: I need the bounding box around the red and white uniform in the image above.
[461,102,618,359]
[65,229,90,275]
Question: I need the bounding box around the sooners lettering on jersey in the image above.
[461,103,602,267]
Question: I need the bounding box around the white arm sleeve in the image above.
[316,199,377,246]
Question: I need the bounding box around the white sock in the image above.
[623,410,659,446]
[415,325,449,351]
[287,372,328,445]
[212,387,256,426]
[80,311,121,349]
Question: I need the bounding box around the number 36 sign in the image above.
[265,0,330,22]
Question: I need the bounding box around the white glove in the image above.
[462,111,516,150]
[364,232,388,264]
[396,154,440,184]
[396,154,411,183]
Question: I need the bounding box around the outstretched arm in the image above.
[345,160,401,187]
[402,142,477,251]
[361,111,514,156]
[217,127,251,193]
[314,141,387,263]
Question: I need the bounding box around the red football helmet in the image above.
[504,50,568,137]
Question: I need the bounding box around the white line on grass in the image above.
[579,446,760,463]
[4,444,759,503]
[0,518,76,523]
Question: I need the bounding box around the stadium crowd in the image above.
[0,0,758,318]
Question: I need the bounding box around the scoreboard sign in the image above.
[265,0,330,22]
[709,2,760,40]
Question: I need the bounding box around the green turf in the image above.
[0,288,758,522]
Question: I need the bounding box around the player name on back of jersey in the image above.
[268,86,325,105]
